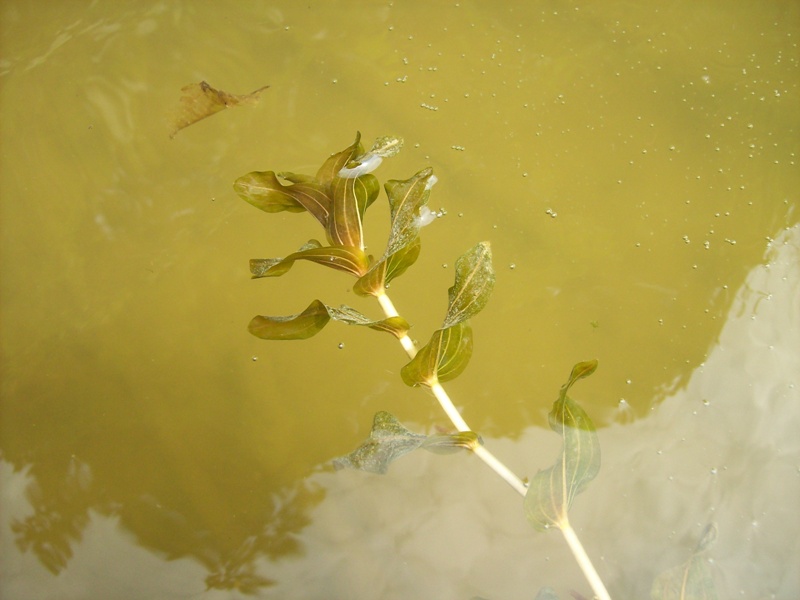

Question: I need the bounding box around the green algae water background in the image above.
[1,1,798,598]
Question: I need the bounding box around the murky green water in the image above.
[1,2,798,598]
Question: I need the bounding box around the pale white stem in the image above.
[376,291,528,496]
[376,293,416,355]
[376,289,610,597]
[560,520,612,600]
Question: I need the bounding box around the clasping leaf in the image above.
[400,322,473,387]
[233,171,330,227]
[249,240,369,279]
[333,411,480,474]
[443,242,495,328]
[248,299,331,341]
[248,300,410,341]
[353,168,437,296]
[524,360,601,532]
[399,242,494,387]
[327,172,379,249]
[315,133,365,186]
[420,430,482,454]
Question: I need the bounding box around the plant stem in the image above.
[376,291,527,495]
[560,520,611,600]
[377,290,611,599]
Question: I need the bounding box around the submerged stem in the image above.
[376,290,610,598]
[560,520,612,600]
[376,291,527,496]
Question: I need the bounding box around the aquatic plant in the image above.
[233,133,718,599]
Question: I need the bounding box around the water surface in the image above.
[1,2,798,598]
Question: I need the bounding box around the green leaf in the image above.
[233,171,331,228]
[248,299,331,340]
[249,240,369,279]
[326,173,380,249]
[443,242,496,329]
[276,171,317,184]
[351,168,436,296]
[353,236,421,297]
[339,135,404,175]
[324,305,410,339]
[384,168,437,257]
[383,235,422,287]
[316,132,364,186]
[333,412,479,474]
[420,431,482,454]
[400,322,473,387]
[524,360,601,532]
[248,299,409,341]
[564,359,599,393]
[332,411,427,474]
[651,524,719,600]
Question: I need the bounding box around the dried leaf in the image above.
[524,360,600,532]
[169,81,268,138]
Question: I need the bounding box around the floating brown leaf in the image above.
[169,81,269,138]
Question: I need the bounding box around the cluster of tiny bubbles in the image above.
[545,208,557,218]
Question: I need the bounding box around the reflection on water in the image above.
[2,224,798,597]
[1,1,798,599]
